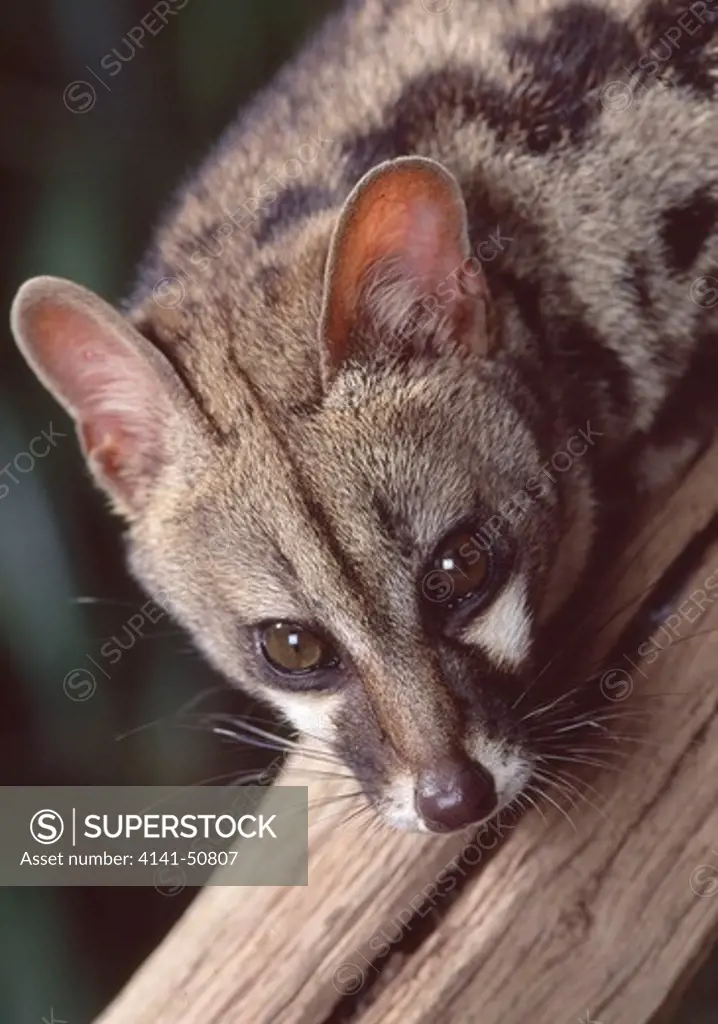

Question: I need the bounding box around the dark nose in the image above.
[415,756,497,832]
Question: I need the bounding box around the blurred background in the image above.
[0,2,334,1021]
[1,1,717,1022]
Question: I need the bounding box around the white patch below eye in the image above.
[461,574,532,670]
[261,688,341,745]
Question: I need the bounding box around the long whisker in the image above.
[547,744,656,762]
[554,767,608,805]
[515,502,696,715]
[308,790,364,811]
[510,654,562,712]
[204,724,294,754]
[533,771,580,811]
[581,569,681,667]
[522,792,542,821]
[194,713,334,758]
[535,710,659,735]
[513,534,671,713]
[187,712,346,769]
[519,685,586,722]
[532,716,664,747]
[266,764,356,783]
[225,769,281,786]
[537,753,628,774]
[113,683,248,742]
[533,768,609,822]
[527,782,577,832]
[171,767,279,788]
[149,719,351,781]
[310,795,369,827]
[341,803,376,829]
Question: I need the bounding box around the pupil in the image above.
[262,623,337,675]
[281,627,319,669]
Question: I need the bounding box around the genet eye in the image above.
[427,525,492,607]
[260,622,339,675]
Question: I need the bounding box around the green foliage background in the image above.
[0,1,716,1021]
[0,2,334,1020]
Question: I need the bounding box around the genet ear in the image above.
[10,275,196,516]
[319,156,494,377]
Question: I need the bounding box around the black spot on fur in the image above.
[341,6,639,177]
[339,68,503,177]
[553,312,634,430]
[496,264,633,433]
[506,2,641,150]
[660,189,718,273]
[372,493,414,558]
[490,272,561,453]
[340,63,589,179]
[648,327,718,445]
[625,255,654,312]
[641,0,718,96]
[254,185,338,245]
[496,272,552,365]
[496,270,633,448]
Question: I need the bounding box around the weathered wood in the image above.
[95,439,718,1024]
[361,580,718,1024]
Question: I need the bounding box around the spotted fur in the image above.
[10,0,718,831]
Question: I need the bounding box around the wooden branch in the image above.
[361,597,718,1023]
[96,439,718,1024]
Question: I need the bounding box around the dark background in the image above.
[1,1,717,1022]
[0,2,334,1021]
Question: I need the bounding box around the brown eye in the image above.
[425,527,492,607]
[260,623,338,675]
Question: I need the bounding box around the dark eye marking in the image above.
[420,521,507,617]
[660,188,718,274]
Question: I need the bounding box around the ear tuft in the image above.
[319,157,494,379]
[10,276,192,515]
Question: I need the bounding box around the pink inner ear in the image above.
[401,199,466,285]
[22,296,171,502]
[321,160,474,361]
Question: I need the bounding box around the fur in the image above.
[10,0,718,831]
